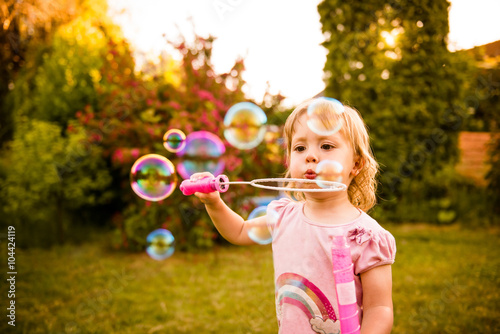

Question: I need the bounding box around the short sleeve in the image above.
[266,197,292,237]
[349,227,396,275]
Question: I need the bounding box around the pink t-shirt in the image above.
[267,197,396,334]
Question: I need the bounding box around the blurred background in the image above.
[0,0,499,333]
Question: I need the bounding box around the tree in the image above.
[478,65,500,218]
[4,0,124,130]
[0,0,81,145]
[0,0,128,246]
[318,0,473,222]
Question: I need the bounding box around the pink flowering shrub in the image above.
[75,35,287,251]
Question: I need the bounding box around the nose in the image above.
[305,149,318,163]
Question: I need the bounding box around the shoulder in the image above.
[348,213,396,275]
[267,197,303,236]
[357,212,388,233]
[349,212,395,242]
[267,197,301,215]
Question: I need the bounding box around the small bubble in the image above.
[146,229,175,260]
[315,160,343,188]
[163,129,186,153]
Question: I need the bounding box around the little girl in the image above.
[190,98,396,334]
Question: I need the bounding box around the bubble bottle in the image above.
[331,235,360,334]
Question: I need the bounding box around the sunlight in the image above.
[107,0,500,104]
[381,31,396,47]
[448,0,500,51]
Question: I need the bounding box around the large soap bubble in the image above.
[246,206,275,245]
[146,228,175,260]
[306,97,345,136]
[130,154,177,201]
[224,102,267,150]
[176,131,226,179]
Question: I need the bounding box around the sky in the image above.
[107,0,500,107]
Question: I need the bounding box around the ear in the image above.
[351,156,364,176]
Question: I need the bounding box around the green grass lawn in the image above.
[1,223,499,333]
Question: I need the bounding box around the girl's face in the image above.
[289,114,360,186]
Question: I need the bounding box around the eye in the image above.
[294,145,306,152]
[321,143,335,150]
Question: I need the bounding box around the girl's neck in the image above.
[303,193,361,225]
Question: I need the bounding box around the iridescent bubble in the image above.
[315,160,343,188]
[146,229,175,260]
[130,154,177,201]
[266,206,280,238]
[224,102,267,150]
[267,207,280,226]
[176,131,226,179]
[163,129,186,153]
[246,206,274,245]
[306,97,345,136]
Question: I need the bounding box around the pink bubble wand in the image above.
[331,235,361,334]
[179,174,347,195]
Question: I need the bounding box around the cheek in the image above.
[289,153,303,166]
[288,155,301,174]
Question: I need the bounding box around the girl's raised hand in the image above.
[189,172,222,206]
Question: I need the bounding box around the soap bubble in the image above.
[176,131,226,179]
[163,129,186,153]
[315,160,343,188]
[246,206,275,245]
[306,97,345,136]
[146,229,175,260]
[266,206,280,238]
[130,154,177,201]
[224,102,267,150]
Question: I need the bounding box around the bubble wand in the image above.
[179,174,347,195]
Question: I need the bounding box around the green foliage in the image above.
[318,0,475,221]
[6,12,118,128]
[457,50,500,219]
[0,0,82,145]
[487,133,500,218]
[469,66,500,218]
[460,66,500,132]
[0,0,142,247]
[1,119,112,247]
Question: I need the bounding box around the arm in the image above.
[191,172,261,246]
[359,264,394,334]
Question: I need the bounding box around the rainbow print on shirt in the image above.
[276,273,340,334]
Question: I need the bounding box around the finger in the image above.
[194,191,219,204]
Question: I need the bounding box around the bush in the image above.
[73,34,287,252]
[1,119,112,247]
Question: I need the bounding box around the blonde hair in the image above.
[283,98,379,212]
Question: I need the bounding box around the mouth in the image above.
[304,169,317,180]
